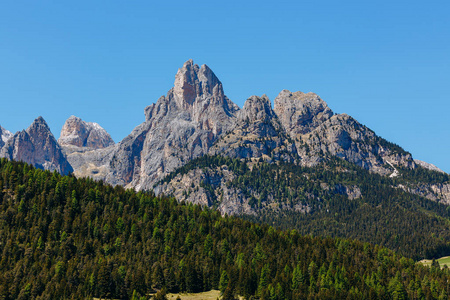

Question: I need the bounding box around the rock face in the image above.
[274,90,416,175]
[106,59,240,189]
[3,60,447,215]
[56,116,115,181]
[210,94,297,162]
[399,183,450,205]
[58,116,114,149]
[0,117,73,175]
[155,165,256,216]
[274,90,334,135]
[414,159,445,174]
[0,125,12,149]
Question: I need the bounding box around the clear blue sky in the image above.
[0,1,449,172]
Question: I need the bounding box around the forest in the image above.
[162,154,450,260]
[1,158,450,299]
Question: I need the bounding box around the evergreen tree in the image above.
[219,270,229,294]
[292,264,304,291]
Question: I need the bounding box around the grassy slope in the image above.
[166,290,246,299]
[420,256,450,268]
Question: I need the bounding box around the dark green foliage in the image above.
[0,158,450,299]
[239,158,450,260]
[395,165,449,185]
[158,155,249,186]
[168,154,450,259]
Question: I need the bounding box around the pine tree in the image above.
[258,264,270,295]
[219,270,229,294]
[292,264,304,291]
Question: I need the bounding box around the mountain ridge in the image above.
[0,117,72,175]
[1,59,448,214]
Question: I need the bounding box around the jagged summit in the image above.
[274,89,334,135]
[58,115,115,149]
[109,60,240,189]
[28,116,52,136]
[172,59,224,107]
[2,60,447,209]
[0,117,72,175]
[0,125,12,149]
[210,94,297,161]
[239,94,274,123]
[145,59,238,123]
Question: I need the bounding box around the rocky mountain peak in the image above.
[109,60,239,189]
[27,116,51,136]
[145,60,236,123]
[0,117,73,175]
[274,89,334,136]
[239,94,274,123]
[0,125,12,149]
[210,94,297,162]
[58,115,114,149]
[172,59,224,109]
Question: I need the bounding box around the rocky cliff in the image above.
[273,90,416,175]
[58,116,114,149]
[0,117,73,175]
[106,59,240,189]
[414,159,445,174]
[210,94,297,162]
[56,116,116,180]
[0,125,12,149]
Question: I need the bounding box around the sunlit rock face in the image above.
[107,59,240,190]
[0,117,73,175]
[58,115,114,149]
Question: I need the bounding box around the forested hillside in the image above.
[1,158,450,299]
[158,155,450,260]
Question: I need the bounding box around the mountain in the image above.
[58,115,114,149]
[273,89,415,174]
[2,60,440,192]
[102,60,422,192]
[0,125,12,149]
[1,159,450,299]
[0,117,72,175]
[57,115,116,180]
[210,94,297,162]
[1,60,449,260]
[105,59,239,190]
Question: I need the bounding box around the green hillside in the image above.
[160,155,450,260]
[1,158,450,299]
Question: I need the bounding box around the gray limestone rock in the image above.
[274,90,333,135]
[0,117,73,175]
[273,90,415,175]
[58,116,114,149]
[210,94,297,162]
[414,159,446,174]
[0,125,12,149]
[398,182,450,205]
[154,164,257,216]
[107,59,240,190]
